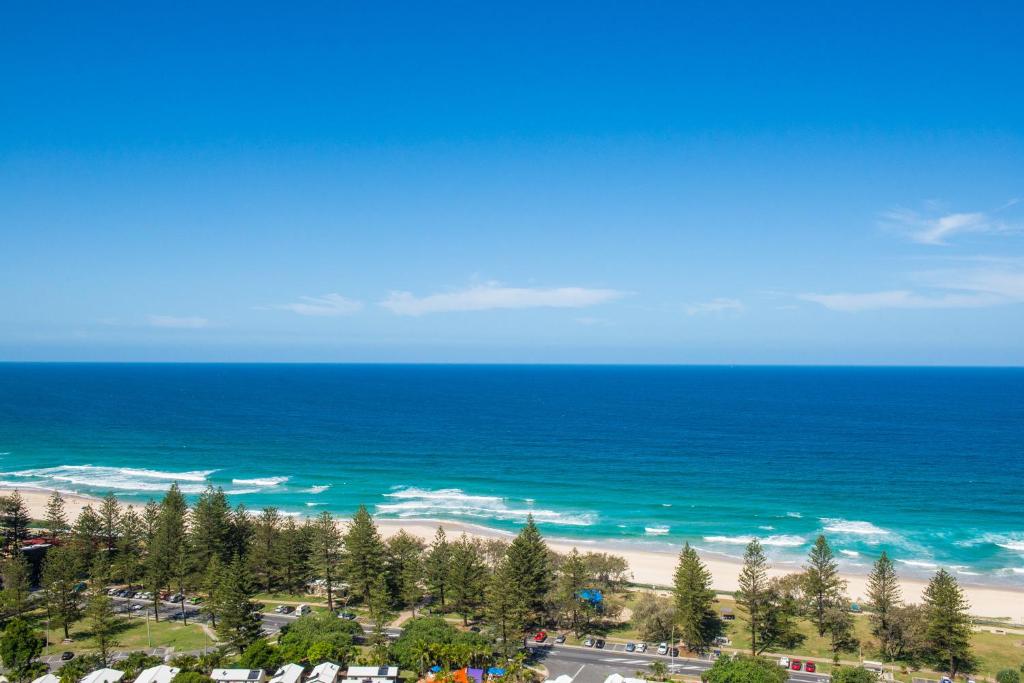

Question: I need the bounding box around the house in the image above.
[308,663,341,683]
[341,666,398,683]
[31,675,60,683]
[602,675,647,683]
[270,665,305,683]
[136,666,181,683]
[81,669,126,683]
[542,676,573,683]
[720,607,735,620]
[211,670,267,683]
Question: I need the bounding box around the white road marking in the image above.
[570,665,585,681]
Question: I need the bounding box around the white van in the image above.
[295,604,311,615]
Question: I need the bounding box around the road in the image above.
[527,642,829,683]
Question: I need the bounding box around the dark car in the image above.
[335,610,354,619]
[61,651,75,661]
[554,634,566,644]
[625,643,636,652]
[595,639,605,649]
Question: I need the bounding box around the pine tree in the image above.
[70,505,102,572]
[424,527,452,608]
[486,556,528,655]
[341,505,387,605]
[804,535,845,636]
[1,492,31,556]
[867,551,902,660]
[189,486,233,574]
[367,572,396,634]
[98,493,121,553]
[215,554,264,652]
[922,569,975,678]
[449,534,487,625]
[0,554,31,616]
[85,593,120,666]
[114,507,145,587]
[250,507,282,593]
[202,554,227,628]
[505,515,551,624]
[386,530,424,614]
[146,484,188,622]
[555,548,590,635]
[277,517,310,594]
[41,546,82,639]
[308,511,342,610]
[672,543,723,653]
[44,491,69,544]
[736,539,769,655]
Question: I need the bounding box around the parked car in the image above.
[60,652,75,661]
[280,605,295,614]
[131,604,143,611]
[625,642,636,652]
[533,630,548,643]
[636,643,647,653]
[295,604,311,615]
[336,610,355,619]
[158,591,170,600]
[657,642,669,655]
[584,638,594,647]
[107,588,119,596]
[791,660,803,671]
[595,639,605,649]
[190,596,203,604]
[554,634,566,644]
[805,662,816,673]
[169,593,185,603]
[778,657,790,668]
[671,648,679,657]
[714,636,730,646]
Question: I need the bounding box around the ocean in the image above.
[1,363,1022,587]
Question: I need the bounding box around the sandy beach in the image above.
[7,487,1024,622]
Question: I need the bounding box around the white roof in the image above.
[32,675,61,683]
[81,669,125,683]
[344,668,398,679]
[308,663,340,683]
[270,665,305,683]
[543,677,574,683]
[136,667,181,683]
[212,670,265,683]
[603,676,647,683]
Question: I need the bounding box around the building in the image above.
[81,669,126,683]
[602,675,647,683]
[135,666,181,683]
[269,665,305,683]
[307,663,340,683]
[30,675,60,683]
[341,666,399,683]
[211,670,267,683]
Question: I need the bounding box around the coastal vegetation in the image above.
[1,489,1022,682]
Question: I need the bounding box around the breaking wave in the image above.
[704,534,805,547]
[377,487,596,526]
[7,465,216,494]
[232,476,289,487]
[821,518,891,536]
[645,525,671,536]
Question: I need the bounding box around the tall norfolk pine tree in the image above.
[922,569,975,678]
[804,535,845,636]
[867,551,902,660]
[342,505,387,605]
[736,539,769,655]
[672,543,723,653]
[505,515,551,624]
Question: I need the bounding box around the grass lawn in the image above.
[38,613,210,656]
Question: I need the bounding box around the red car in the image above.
[534,630,548,643]
[805,662,816,673]
[791,660,803,671]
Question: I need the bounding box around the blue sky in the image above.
[1,2,1022,364]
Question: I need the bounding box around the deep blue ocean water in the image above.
[1,363,1022,586]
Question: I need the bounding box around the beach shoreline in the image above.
[5,486,1023,621]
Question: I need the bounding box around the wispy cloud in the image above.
[380,282,626,316]
[882,200,1019,245]
[273,293,363,316]
[800,265,1024,311]
[148,315,210,329]
[684,298,744,315]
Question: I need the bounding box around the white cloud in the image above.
[274,293,363,316]
[148,315,210,329]
[380,282,626,316]
[801,265,1024,312]
[684,298,744,315]
[882,200,1019,245]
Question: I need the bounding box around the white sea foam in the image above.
[821,518,890,536]
[232,476,289,487]
[377,487,596,526]
[302,485,330,494]
[224,488,261,495]
[898,559,938,569]
[786,511,802,518]
[758,525,775,531]
[9,465,216,493]
[661,503,672,507]
[645,526,670,536]
[305,502,323,507]
[840,549,861,558]
[704,534,804,547]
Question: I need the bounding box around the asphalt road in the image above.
[527,642,830,683]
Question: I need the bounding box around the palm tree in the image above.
[411,638,433,675]
[646,661,668,682]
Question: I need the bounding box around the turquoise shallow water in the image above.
[1,363,1022,587]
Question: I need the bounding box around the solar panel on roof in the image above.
[248,672,261,680]
[377,668,388,677]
